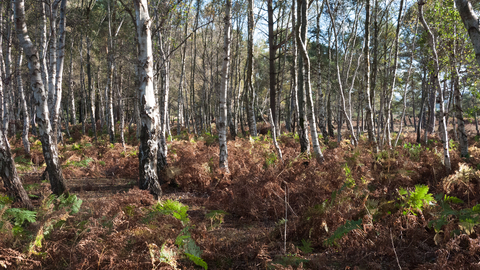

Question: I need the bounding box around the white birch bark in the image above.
[219,0,232,171]
[68,40,76,125]
[14,0,68,195]
[52,0,67,144]
[107,1,116,143]
[48,0,61,119]
[269,109,283,163]
[297,0,324,163]
[17,48,30,155]
[134,0,162,198]
[384,0,404,149]
[326,0,358,146]
[365,0,377,151]
[3,3,13,133]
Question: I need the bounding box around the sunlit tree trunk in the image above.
[3,2,13,134]
[79,37,86,134]
[52,0,67,144]
[97,68,105,128]
[316,0,327,139]
[365,0,377,151]
[298,0,323,162]
[177,11,189,136]
[17,48,30,155]
[40,2,49,92]
[48,0,61,124]
[453,70,468,157]
[68,40,76,125]
[87,37,97,142]
[106,0,116,143]
[14,0,68,195]
[418,0,451,173]
[118,66,125,147]
[383,0,404,149]
[219,0,231,171]
[134,0,162,199]
[326,0,357,146]
[294,0,310,153]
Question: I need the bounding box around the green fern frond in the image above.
[324,219,362,247]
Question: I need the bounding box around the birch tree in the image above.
[17,48,30,155]
[134,0,162,199]
[418,0,451,173]
[219,0,232,171]
[364,0,377,151]
[246,0,257,136]
[297,0,324,163]
[14,0,68,195]
[455,0,480,68]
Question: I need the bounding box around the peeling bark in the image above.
[134,0,162,199]
[14,0,68,195]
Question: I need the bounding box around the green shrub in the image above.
[145,200,207,269]
[429,194,480,235]
[398,185,435,215]
[403,142,422,161]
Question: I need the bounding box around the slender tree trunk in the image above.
[87,37,97,142]
[326,0,358,146]
[177,16,189,136]
[97,68,105,128]
[298,0,324,162]
[418,0,451,173]
[219,0,231,171]
[40,2,49,93]
[316,0,327,139]
[384,0,404,149]
[453,70,468,157]
[48,0,60,124]
[3,2,13,134]
[117,66,125,147]
[106,1,116,143]
[246,0,257,136]
[68,41,76,125]
[17,48,30,155]
[294,0,310,153]
[364,0,378,152]
[395,18,418,147]
[134,0,162,199]
[14,0,68,195]
[80,37,86,134]
[52,0,67,145]
[267,0,278,135]
[269,109,283,163]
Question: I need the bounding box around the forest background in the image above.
[2,0,480,269]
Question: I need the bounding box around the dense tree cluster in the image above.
[1,0,480,204]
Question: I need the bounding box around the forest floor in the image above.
[2,122,480,269]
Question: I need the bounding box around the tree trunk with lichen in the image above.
[134,0,162,199]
